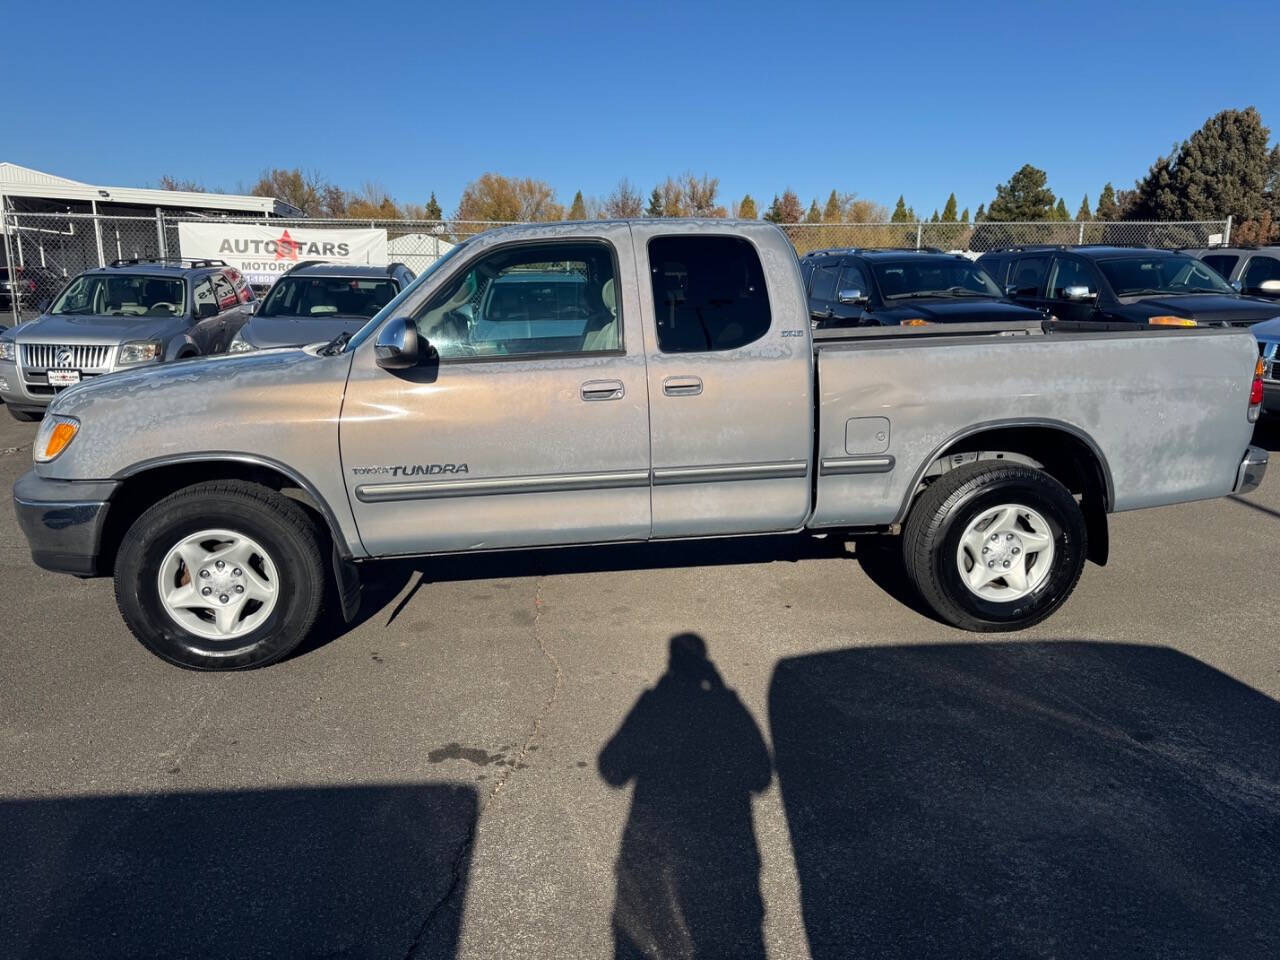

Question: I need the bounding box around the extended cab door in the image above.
[630,223,813,537]
[339,225,651,555]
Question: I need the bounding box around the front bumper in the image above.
[1234,446,1268,495]
[13,470,121,576]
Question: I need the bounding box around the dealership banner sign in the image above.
[177,222,388,286]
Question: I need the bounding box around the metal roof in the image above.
[0,162,283,214]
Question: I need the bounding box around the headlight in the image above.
[118,340,163,364]
[34,414,79,463]
[0,340,15,362]
[228,331,256,353]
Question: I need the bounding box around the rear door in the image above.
[630,223,813,537]
[340,224,651,555]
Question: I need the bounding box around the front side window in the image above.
[649,236,771,353]
[1242,255,1280,292]
[810,261,841,302]
[1047,258,1097,299]
[260,276,400,320]
[49,274,186,317]
[871,259,1004,300]
[838,263,869,296]
[1099,255,1235,297]
[413,241,620,359]
[1008,256,1049,297]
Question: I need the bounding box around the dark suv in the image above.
[1185,246,1280,302]
[0,258,255,420]
[800,248,1046,328]
[229,261,415,352]
[977,245,1280,328]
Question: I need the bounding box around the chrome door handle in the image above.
[663,375,703,397]
[581,379,624,401]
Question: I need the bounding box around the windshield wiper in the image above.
[886,288,991,300]
[319,331,352,356]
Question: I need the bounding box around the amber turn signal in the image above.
[1148,316,1197,327]
[33,415,79,463]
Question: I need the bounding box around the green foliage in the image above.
[646,187,664,218]
[1053,198,1070,221]
[764,190,804,223]
[974,203,985,222]
[960,207,970,223]
[823,190,842,222]
[890,195,915,223]
[929,209,940,223]
[568,190,588,220]
[424,192,443,221]
[737,194,758,219]
[805,200,822,223]
[986,164,1056,221]
[941,193,958,222]
[1076,194,1091,221]
[1095,183,1119,220]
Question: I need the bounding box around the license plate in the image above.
[47,370,81,387]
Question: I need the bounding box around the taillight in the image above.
[1249,356,1265,422]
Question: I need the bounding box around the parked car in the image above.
[1253,316,1280,416]
[1,265,67,313]
[1186,245,1280,302]
[12,221,1267,670]
[800,248,1046,328]
[228,262,414,352]
[0,258,256,420]
[976,245,1280,327]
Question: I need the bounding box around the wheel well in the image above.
[100,461,335,572]
[912,425,1111,565]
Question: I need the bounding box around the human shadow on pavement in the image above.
[598,633,773,959]
[1,783,478,960]
[769,641,1280,960]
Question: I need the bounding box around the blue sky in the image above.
[7,0,1279,218]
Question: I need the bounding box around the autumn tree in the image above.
[568,190,588,220]
[345,182,402,220]
[679,173,725,216]
[736,195,758,219]
[248,168,328,214]
[159,175,209,192]
[604,178,644,218]
[805,200,822,223]
[941,193,958,222]
[455,173,564,222]
[763,189,804,223]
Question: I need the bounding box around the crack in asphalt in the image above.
[406,576,564,958]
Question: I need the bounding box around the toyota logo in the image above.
[55,348,74,367]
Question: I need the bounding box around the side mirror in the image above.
[1257,279,1280,294]
[1062,285,1095,301]
[837,288,867,305]
[244,300,258,315]
[1231,279,1243,293]
[196,302,218,319]
[375,316,421,370]
[1005,284,1019,298]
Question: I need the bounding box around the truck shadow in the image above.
[769,641,1280,959]
[1,783,478,960]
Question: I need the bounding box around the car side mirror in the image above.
[1257,279,1280,294]
[1062,285,1095,301]
[1231,279,1243,293]
[837,288,867,305]
[244,300,258,314]
[196,302,218,319]
[1004,284,1019,298]
[375,316,421,370]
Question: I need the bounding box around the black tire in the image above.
[8,407,42,422]
[902,461,1087,631]
[114,480,327,670]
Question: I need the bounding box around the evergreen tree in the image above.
[930,209,940,223]
[1054,198,1070,221]
[986,164,1056,221]
[805,200,822,223]
[974,203,985,222]
[763,194,783,222]
[960,207,970,223]
[737,194,758,219]
[823,190,842,222]
[941,193,958,222]
[1095,183,1119,220]
[646,187,664,218]
[568,190,587,220]
[424,192,443,221]
[890,195,913,223]
[1076,194,1091,221]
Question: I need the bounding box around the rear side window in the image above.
[978,255,1008,285]
[212,274,238,311]
[649,236,771,353]
[1201,254,1239,279]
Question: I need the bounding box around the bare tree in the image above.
[604,178,645,218]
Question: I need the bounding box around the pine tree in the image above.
[960,207,970,223]
[974,203,985,222]
[646,187,664,218]
[986,164,1056,221]
[805,200,822,223]
[890,195,912,223]
[568,191,587,220]
[1054,198,1070,221]
[1095,183,1119,220]
[763,194,783,222]
[737,194,757,219]
[1076,194,1091,221]
[823,190,842,222]
[424,192,443,221]
[941,193,958,222]
[930,209,940,223]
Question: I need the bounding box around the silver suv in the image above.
[0,258,255,420]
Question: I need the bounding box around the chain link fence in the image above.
[3,211,1232,325]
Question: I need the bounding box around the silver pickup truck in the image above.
[12,220,1269,670]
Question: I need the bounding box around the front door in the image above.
[340,228,651,555]
[1044,255,1102,323]
[630,224,812,538]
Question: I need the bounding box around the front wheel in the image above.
[902,461,1087,631]
[114,480,327,670]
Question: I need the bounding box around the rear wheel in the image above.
[902,461,1086,631]
[114,480,326,670]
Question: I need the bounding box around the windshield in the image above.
[1099,255,1235,297]
[49,274,186,317]
[871,260,1003,299]
[258,275,399,319]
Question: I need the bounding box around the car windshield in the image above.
[258,276,398,319]
[1099,255,1235,296]
[872,260,1004,299]
[49,274,186,317]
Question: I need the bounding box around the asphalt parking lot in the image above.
[2,412,1279,960]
